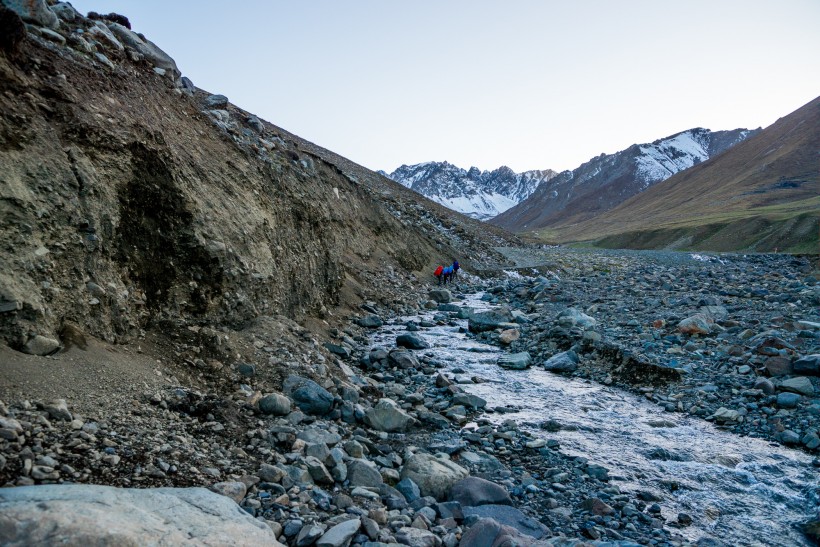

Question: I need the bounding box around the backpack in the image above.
[434,265,444,277]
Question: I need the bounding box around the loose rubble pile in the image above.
[486,248,820,454]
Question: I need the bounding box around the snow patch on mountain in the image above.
[634,129,711,185]
[384,162,557,220]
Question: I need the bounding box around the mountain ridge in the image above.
[490,126,757,231]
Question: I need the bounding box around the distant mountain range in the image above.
[381,163,558,220]
[385,127,755,225]
[548,96,819,253]
[490,127,756,231]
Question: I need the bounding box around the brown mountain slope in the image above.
[546,96,820,253]
[0,23,518,352]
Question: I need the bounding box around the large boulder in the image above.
[780,376,814,396]
[108,22,180,78]
[468,309,516,333]
[365,398,417,432]
[542,350,579,373]
[283,375,334,416]
[400,452,468,500]
[497,352,531,370]
[396,333,429,350]
[449,477,512,507]
[388,349,420,369]
[0,485,280,545]
[3,0,57,29]
[346,459,383,488]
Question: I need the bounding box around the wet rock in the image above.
[0,485,278,544]
[400,453,468,500]
[710,407,741,423]
[543,350,579,373]
[780,376,814,396]
[451,393,486,410]
[468,309,515,333]
[390,349,421,369]
[365,398,416,432]
[449,477,512,507]
[23,335,61,356]
[497,352,531,370]
[397,333,429,350]
[283,376,334,415]
[258,393,292,416]
[778,430,801,444]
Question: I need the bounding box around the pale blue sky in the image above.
[69,1,819,172]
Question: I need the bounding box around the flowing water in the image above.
[372,293,818,546]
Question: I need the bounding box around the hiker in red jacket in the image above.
[434,265,444,285]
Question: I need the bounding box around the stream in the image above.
[371,292,818,546]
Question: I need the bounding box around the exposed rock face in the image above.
[0,485,280,545]
[0,18,512,352]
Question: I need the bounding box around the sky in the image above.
[68,1,820,173]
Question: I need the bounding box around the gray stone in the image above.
[23,335,61,356]
[4,0,58,28]
[780,376,814,396]
[677,314,712,335]
[305,457,334,485]
[297,428,342,446]
[259,393,292,416]
[395,527,440,547]
[396,478,421,503]
[316,518,361,547]
[365,398,416,432]
[205,94,229,108]
[451,393,486,410]
[108,23,180,78]
[0,485,278,545]
[236,362,255,377]
[51,3,79,22]
[428,289,452,303]
[347,459,383,488]
[208,481,247,503]
[396,333,429,350]
[389,350,420,369]
[711,407,741,422]
[778,430,801,444]
[543,350,579,373]
[468,309,515,333]
[449,477,512,507]
[283,376,334,415]
[44,399,72,421]
[794,355,820,376]
[297,524,326,547]
[459,518,532,547]
[497,352,531,370]
[461,505,547,539]
[753,377,776,395]
[258,463,285,483]
[557,307,597,328]
[400,453,468,501]
[777,392,801,409]
[356,315,384,328]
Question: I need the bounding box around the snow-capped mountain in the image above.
[490,127,757,232]
[382,162,558,220]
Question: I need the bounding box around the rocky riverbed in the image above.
[1,248,819,546]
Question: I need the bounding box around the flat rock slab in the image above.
[0,484,279,546]
[462,505,548,539]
